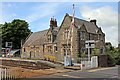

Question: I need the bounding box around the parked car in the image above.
[7,49,20,57]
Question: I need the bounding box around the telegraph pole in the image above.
[64,4,75,66]
[70,4,75,62]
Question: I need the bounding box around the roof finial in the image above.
[73,4,75,17]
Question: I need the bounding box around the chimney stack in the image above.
[54,19,57,27]
[90,19,97,25]
[50,17,57,28]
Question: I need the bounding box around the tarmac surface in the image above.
[34,66,119,78]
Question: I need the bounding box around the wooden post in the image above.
[5,68,6,79]
[0,68,1,80]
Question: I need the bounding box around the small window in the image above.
[24,48,26,52]
[54,46,57,52]
[63,49,66,56]
[48,46,52,52]
[100,48,103,54]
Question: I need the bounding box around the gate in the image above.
[91,56,98,68]
[81,56,98,70]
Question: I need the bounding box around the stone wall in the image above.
[1,58,55,70]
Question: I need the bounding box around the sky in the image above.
[0,2,119,47]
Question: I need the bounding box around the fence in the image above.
[0,67,22,80]
[80,56,98,70]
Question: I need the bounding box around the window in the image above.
[54,46,57,52]
[48,46,52,53]
[63,44,71,56]
[23,48,26,52]
[63,49,66,56]
[80,31,85,40]
[48,35,52,42]
[63,28,69,40]
[89,33,90,40]
[100,48,103,54]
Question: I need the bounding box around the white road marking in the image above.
[111,76,118,78]
[88,67,117,72]
[62,74,81,78]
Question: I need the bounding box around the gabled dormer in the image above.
[79,24,87,40]
[79,23,87,32]
[97,27,105,41]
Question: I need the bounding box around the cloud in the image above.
[80,5,118,47]
[1,2,18,24]
[80,6,118,27]
[2,12,17,23]
[25,3,61,23]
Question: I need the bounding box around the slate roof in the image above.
[69,15,99,34]
[23,30,48,47]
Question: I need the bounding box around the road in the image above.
[35,66,119,78]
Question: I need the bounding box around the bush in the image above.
[107,54,116,67]
[115,51,120,65]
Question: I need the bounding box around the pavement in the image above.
[34,66,119,78]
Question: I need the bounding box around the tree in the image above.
[2,19,31,49]
[81,51,86,58]
[0,24,2,36]
[114,48,120,65]
[0,24,3,49]
[105,42,120,66]
[91,48,99,56]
